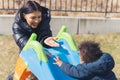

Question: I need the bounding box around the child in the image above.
[54,41,117,80]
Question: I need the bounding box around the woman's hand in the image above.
[44,37,59,47]
[54,56,63,67]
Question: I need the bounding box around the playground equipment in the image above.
[13,25,80,80]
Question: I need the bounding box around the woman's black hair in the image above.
[20,0,42,14]
[78,41,103,63]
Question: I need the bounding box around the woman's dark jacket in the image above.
[60,53,117,80]
[12,6,52,51]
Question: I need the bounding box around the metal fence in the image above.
[0,0,120,16]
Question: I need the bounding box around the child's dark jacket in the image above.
[60,53,117,80]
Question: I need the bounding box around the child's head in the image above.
[78,41,102,63]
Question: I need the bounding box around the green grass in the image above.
[72,33,120,78]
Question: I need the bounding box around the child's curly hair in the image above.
[78,41,103,63]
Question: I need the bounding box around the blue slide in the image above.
[20,26,80,80]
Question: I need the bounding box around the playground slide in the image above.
[14,26,80,80]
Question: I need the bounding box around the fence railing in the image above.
[0,0,120,17]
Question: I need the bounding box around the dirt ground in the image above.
[0,35,19,80]
[0,34,120,80]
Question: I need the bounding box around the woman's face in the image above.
[23,11,41,28]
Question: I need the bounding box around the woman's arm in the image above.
[12,23,29,50]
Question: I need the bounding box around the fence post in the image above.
[105,0,109,17]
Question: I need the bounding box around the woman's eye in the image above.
[31,17,36,19]
[31,16,41,20]
[38,16,41,18]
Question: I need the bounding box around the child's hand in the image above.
[53,56,63,67]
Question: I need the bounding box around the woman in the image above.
[54,41,117,80]
[7,1,59,80]
[12,0,59,51]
